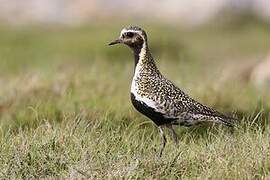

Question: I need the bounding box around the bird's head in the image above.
[109,26,147,50]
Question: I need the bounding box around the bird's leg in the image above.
[158,126,167,157]
[166,124,179,145]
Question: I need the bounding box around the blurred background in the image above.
[0,0,270,129]
[1,1,270,178]
[1,0,270,25]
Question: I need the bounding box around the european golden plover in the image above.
[109,26,235,157]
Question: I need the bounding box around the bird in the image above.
[109,26,235,157]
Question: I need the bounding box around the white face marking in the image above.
[126,28,147,99]
[120,28,146,41]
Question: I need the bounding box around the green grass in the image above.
[0,21,270,179]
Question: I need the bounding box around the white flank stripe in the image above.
[131,42,160,112]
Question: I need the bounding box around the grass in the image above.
[0,21,270,179]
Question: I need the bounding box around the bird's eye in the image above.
[126,32,134,38]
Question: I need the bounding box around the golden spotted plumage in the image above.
[109,25,236,156]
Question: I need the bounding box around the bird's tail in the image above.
[217,116,236,127]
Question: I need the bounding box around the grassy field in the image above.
[0,21,270,179]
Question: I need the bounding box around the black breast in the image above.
[130,93,177,126]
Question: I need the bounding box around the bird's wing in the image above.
[161,79,235,126]
[181,96,235,126]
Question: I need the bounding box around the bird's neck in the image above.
[133,43,157,74]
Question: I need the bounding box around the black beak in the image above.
[108,38,122,46]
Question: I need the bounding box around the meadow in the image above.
[0,20,270,179]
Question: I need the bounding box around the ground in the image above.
[0,20,270,179]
